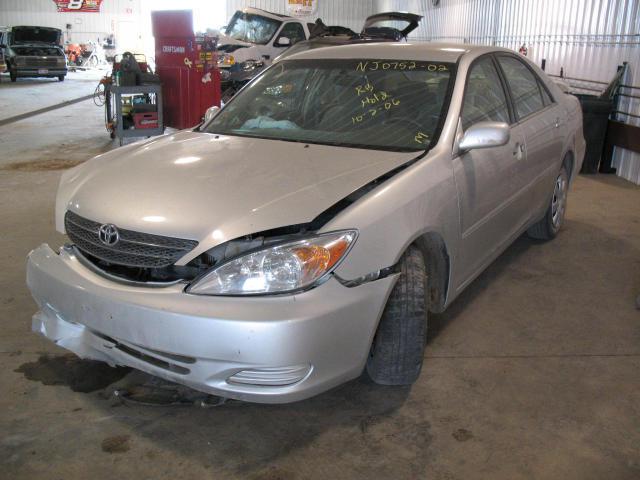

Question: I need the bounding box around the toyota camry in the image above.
[26,43,585,403]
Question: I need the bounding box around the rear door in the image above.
[496,55,564,216]
[453,55,530,286]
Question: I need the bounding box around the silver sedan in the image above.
[26,42,585,403]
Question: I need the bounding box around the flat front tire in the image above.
[366,246,428,385]
[527,165,569,240]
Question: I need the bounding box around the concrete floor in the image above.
[1,76,639,480]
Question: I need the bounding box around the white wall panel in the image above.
[0,0,144,48]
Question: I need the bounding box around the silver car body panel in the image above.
[55,132,417,265]
[28,43,586,402]
[324,44,585,302]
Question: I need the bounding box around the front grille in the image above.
[22,57,60,67]
[65,210,198,269]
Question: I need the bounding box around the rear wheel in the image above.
[58,75,65,82]
[527,165,569,240]
[366,246,428,385]
[10,70,17,82]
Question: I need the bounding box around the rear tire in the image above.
[366,246,428,385]
[58,75,65,82]
[527,165,569,241]
[10,70,17,82]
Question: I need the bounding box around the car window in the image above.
[461,57,510,130]
[205,59,454,152]
[498,56,545,119]
[539,80,553,105]
[279,23,306,44]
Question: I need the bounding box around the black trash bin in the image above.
[576,94,613,174]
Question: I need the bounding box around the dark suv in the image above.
[0,26,67,82]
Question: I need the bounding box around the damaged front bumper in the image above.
[26,244,397,403]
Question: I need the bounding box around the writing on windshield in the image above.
[205,59,453,152]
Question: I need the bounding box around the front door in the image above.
[452,56,530,288]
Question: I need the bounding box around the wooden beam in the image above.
[600,120,640,173]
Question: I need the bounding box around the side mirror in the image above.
[458,121,510,152]
[275,36,291,47]
[204,105,220,123]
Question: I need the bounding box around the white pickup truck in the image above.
[216,8,311,83]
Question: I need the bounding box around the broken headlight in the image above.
[241,59,264,71]
[217,54,235,67]
[186,230,357,295]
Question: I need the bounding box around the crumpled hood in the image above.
[57,131,416,264]
[217,33,253,49]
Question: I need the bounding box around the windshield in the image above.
[225,11,282,45]
[204,59,453,152]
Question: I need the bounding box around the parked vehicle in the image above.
[217,8,310,89]
[0,26,67,82]
[0,47,6,75]
[280,11,423,60]
[26,43,585,403]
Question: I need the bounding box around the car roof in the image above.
[241,7,294,21]
[278,42,514,64]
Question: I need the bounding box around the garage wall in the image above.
[225,0,376,31]
[374,0,640,184]
[0,0,144,49]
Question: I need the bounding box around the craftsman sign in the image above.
[53,0,103,12]
[162,45,186,54]
[286,0,318,17]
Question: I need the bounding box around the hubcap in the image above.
[551,173,567,229]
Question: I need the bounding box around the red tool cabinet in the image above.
[151,10,221,129]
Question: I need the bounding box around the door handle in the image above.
[513,142,524,160]
[554,117,561,128]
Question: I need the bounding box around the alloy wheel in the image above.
[551,173,568,229]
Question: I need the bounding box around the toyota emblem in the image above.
[98,224,120,246]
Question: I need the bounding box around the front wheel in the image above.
[527,165,569,240]
[366,245,428,385]
[10,70,17,82]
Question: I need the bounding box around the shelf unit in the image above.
[111,84,164,145]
